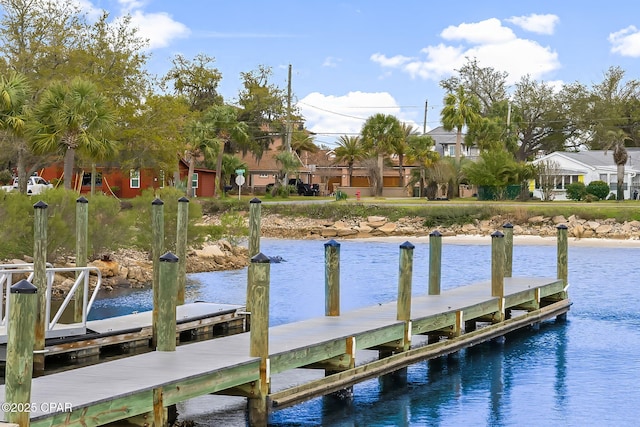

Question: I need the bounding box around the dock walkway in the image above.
[0,276,568,426]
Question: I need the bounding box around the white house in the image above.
[531,149,640,200]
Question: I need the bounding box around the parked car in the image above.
[1,176,54,194]
[266,178,319,196]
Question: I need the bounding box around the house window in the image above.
[130,169,140,188]
[448,146,455,156]
[191,173,199,189]
[259,173,269,178]
[81,172,102,186]
[599,173,607,182]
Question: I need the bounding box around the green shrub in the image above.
[586,180,610,200]
[0,169,12,185]
[566,182,587,201]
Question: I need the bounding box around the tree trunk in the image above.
[398,154,404,187]
[376,153,384,197]
[187,155,195,197]
[215,143,224,198]
[455,129,462,161]
[617,163,625,201]
[64,147,75,190]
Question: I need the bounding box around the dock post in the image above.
[74,196,88,323]
[151,198,164,349]
[397,241,414,351]
[556,224,569,320]
[324,239,340,316]
[157,252,179,352]
[176,197,189,306]
[248,253,271,427]
[32,200,48,375]
[502,223,513,278]
[491,231,505,323]
[248,198,262,259]
[5,280,38,426]
[428,230,442,295]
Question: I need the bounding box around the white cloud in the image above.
[441,18,516,44]
[370,53,413,68]
[127,10,190,49]
[298,91,418,145]
[506,14,559,35]
[609,26,640,57]
[322,57,341,67]
[372,18,560,84]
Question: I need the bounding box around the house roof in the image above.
[427,126,460,147]
[533,149,640,173]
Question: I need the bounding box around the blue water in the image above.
[89,238,640,426]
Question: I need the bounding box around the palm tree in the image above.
[603,129,629,201]
[393,123,417,187]
[183,119,217,197]
[361,114,403,196]
[201,105,250,197]
[272,151,302,196]
[405,134,439,197]
[333,135,365,186]
[441,85,481,161]
[29,78,116,190]
[0,72,30,193]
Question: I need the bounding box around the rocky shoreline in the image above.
[6,212,640,297]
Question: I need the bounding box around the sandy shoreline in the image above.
[349,234,640,248]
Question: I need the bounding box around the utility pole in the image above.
[284,64,293,186]
[286,64,292,153]
[423,99,428,134]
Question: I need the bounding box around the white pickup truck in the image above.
[1,176,54,194]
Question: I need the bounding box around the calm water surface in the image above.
[90,238,640,426]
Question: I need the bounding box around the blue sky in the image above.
[83,0,640,146]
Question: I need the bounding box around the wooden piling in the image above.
[157,252,179,352]
[324,240,340,317]
[5,280,38,427]
[398,241,414,352]
[491,231,505,322]
[151,198,164,349]
[503,223,513,278]
[557,224,569,300]
[176,197,189,306]
[397,241,414,322]
[428,230,442,295]
[32,200,48,375]
[74,196,89,323]
[248,198,262,259]
[248,253,271,427]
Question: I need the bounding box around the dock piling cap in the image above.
[11,279,37,294]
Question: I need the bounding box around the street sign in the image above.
[235,175,245,186]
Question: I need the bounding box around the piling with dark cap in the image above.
[33,200,48,375]
[247,252,271,426]
[74,196,89,323]
[248,198,262,259]
[503,223,513,278]
[324,239,341,316]
[5,280,38,426]
[176,197,189,305]
[397,241,414,322]
[557,224,568,299]
[428,230,442,295]
[151,198,164,348]
[157,252,179,352]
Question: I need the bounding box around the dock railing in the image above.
[0,263,102,331]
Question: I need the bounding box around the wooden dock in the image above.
[0,276,570,426]
[0,302,247,368]
[0,200,572,427]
